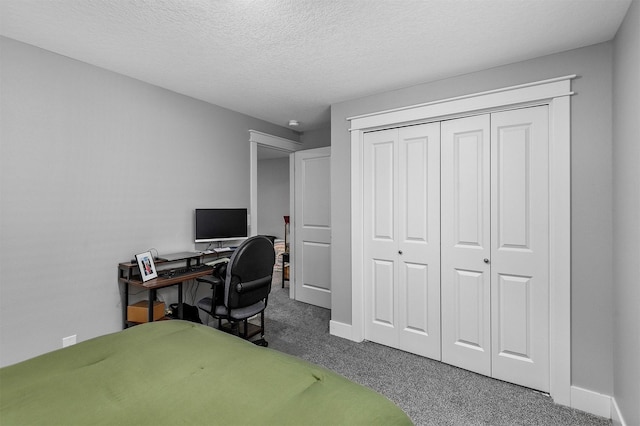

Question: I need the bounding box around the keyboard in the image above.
[206,257,230,267]
[213,247,236,253]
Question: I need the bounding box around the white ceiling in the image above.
[0,0,631,132]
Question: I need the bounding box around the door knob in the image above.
[398,250,403,255]
[484,258,490,264]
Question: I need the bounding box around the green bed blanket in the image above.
[1,320,412,425]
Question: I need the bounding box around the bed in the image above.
[0,320,412,425]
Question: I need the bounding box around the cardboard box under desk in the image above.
[127,301,165,323]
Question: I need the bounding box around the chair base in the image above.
[219,320,263,339]
[219,322,268,347]
[215,315,267,347]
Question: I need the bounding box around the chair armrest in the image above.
[216,263,227,278]
[196,276,223,287]
[197,275,224,307]
[235,276,271,293]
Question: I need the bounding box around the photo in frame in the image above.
[135,251,158,282]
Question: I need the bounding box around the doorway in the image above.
[249,130,300,298]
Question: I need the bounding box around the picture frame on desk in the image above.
[135,251,157,282]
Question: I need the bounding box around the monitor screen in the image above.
[195,208,248,243]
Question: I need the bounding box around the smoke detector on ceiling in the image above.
[288,120,299,127]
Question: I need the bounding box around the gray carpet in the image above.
[261,285,610,426]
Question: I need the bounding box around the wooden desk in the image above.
[118,251,230,328]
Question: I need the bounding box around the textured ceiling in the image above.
[0,0,632,131]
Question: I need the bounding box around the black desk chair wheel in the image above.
[196,236,275,346]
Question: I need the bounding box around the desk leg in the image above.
[178,283,184,319]
[148,289,156,322]
[124,282,129,329]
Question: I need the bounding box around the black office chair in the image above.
[197,235,275,346]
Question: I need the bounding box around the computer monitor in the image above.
[194,208,248,243]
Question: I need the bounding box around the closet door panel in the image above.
[454,268,488,347]
[401,262,429,330]
[372,142,395,242]
[363,129,399,347]
[441,115,491,376]
[397,123,441,359]
[495,274,532,356]
[455,131,485,246]
[372,259,395,326]
[491,106,549,392]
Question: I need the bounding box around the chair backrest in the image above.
[224,236,275,310]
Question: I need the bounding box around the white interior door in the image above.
[490,106,549,392]
[441,114,492,376]
[293,147,331,308]
[363,123,441,359]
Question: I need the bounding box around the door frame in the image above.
[347,76,574,406]
[249,130,301,298]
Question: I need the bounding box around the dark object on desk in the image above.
[0,321,412,425]
[168,303,201,323]
[160,263,211,278]
[197,235,275,346]
[159,251,202,262]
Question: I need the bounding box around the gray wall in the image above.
[257,157,290,239]
[300,126,331,151]
[612,1,640,424]
[331,42,615,396]
[0,36,298,367]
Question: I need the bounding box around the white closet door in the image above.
[442,108,550,391]
[490,106,549,392]
[363,123,441,358]
[397,124,441,359]
[363,128,398,347]
[441,114,492,376]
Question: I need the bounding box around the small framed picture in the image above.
[135,251,158,282]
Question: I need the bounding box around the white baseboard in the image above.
[570,386,611,419]
[329,320,352,340]
[610,397,627,426]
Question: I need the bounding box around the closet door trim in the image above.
[348,76,573,406]
[348,75,575,131]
